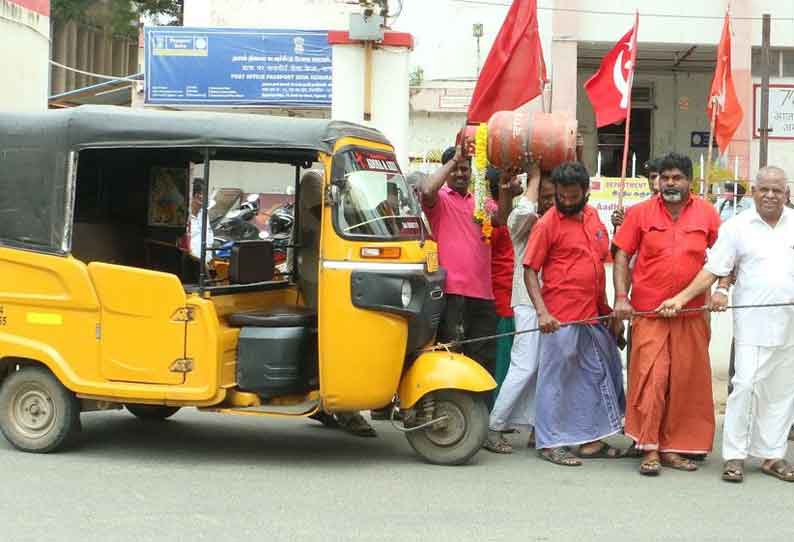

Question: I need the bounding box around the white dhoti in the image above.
[489,305,540,432]
[723,343,794,460]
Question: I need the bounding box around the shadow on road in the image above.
[8,409,425,467]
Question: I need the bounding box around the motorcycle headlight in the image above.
[401,280,412,308]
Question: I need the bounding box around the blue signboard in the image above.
[144,27,332,107]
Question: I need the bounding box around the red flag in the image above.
[584,17,638,128]
[707,13,743,154]
[467,0,547,123]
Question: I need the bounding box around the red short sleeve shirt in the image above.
[613,195,720,313]
[524,206,611,322]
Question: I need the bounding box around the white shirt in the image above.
[190,210,214,263]
[704,207,794,347]
[507,197,537,308]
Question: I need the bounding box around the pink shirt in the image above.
[423,185,494,300]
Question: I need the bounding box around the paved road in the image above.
[1,408,792,542]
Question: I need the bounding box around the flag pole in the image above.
[705,97,718,196]
[617,12,639,210]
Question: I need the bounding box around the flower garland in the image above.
[472,122,492,243]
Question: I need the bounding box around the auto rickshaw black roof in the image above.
[4,105,390,154]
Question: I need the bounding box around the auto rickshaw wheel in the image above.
[0,366,80,453]
[405,390,488,466]
[125,404,181,421]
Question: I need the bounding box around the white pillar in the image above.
[330,36,412,171]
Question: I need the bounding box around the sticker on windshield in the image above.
[351,150,400,173]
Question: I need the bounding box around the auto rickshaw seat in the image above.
[226,305,317,328]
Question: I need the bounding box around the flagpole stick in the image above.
[705,97,718,197]
[617,12,639,210]
[617,108,633,210]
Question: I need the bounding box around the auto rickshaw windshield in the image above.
[334,150,426,240]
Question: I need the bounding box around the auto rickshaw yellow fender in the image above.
[398,351,496,409]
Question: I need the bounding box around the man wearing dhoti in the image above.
[659,166,794,483]
[524,161,627,466]
[613,153,721,476]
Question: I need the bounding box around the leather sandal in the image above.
[722,460,744,483]
[639,458,661,476]
[539,447,582,467]
[762,459,794,482]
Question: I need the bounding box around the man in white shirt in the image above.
[189,180,214,263]
[658,166,794,483]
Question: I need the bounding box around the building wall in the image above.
[0,0,50,112]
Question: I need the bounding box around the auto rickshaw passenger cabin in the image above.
[0,106,495,466]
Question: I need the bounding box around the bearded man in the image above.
[524,161,628,466]
[613,152,721,476]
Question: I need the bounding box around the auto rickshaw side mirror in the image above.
[326,184,341,206]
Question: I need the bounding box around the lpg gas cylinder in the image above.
[486,111,577,171]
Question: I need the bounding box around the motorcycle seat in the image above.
[226,305,317,328]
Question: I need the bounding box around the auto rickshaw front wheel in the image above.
[0,366,80,453]
[125,404,181,421]
[405,390,488,466]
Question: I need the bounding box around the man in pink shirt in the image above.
[420,145,509,375]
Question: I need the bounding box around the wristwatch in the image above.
[715,287,730,296]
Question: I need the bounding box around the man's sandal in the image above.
[660,453,698,472]
[539,447,583,467]
[483,432,513,454]
[576,441,632,459]
[639,458,661,476]
[762,459,794,482]
[722,460,744,483]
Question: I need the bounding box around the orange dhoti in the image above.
[624,316,715,453]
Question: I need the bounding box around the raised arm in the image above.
[507,163,540,241]
[421,145,462,207]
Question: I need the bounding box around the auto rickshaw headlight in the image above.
[401,280,413,308]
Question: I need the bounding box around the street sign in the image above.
[144,27,332,107]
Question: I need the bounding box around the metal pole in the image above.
[759,13,771,167]
[199,148,211,293]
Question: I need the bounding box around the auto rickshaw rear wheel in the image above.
[125,404,181,421]
[405,389,488,466]
[0,366,80,453]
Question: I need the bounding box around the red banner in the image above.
[9,0,50,16]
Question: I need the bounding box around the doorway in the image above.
[596,108,652,178]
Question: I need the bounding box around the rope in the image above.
[423,301,794,352]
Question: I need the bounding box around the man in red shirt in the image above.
[525,161,628,466]
[613,152,721,476]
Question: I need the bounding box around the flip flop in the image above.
[762,459,794,482]
[660,453,698,472]
[539,447,583,467]
[722,459,744,483]
[576,441,631,459]
[639,458,661,476]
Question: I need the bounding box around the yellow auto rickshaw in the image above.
[0,106,494,465]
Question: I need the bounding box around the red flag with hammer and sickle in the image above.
[584,16,639,128]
